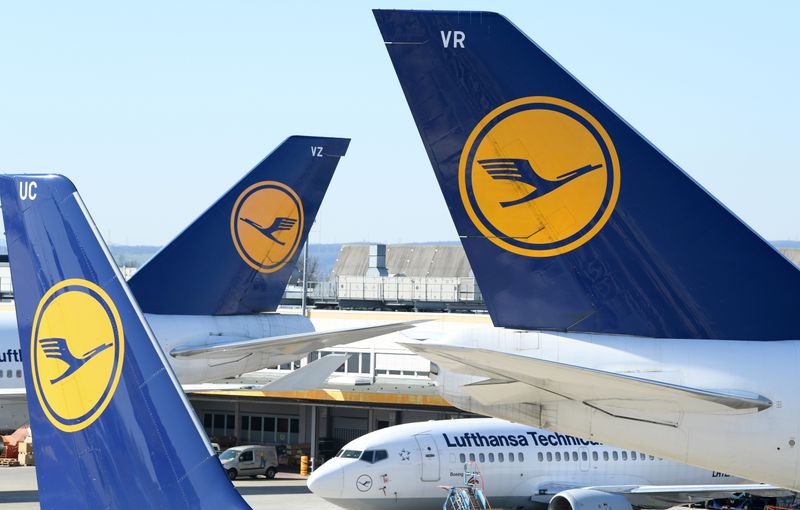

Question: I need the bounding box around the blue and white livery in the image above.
[375,9,800,490]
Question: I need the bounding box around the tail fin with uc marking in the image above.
[374,9,800,341]
[0,175,251,509]
[128,135,350,315]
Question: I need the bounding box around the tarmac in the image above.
[0,467,341,510]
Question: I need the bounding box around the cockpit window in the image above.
[341,450,362,459]
[336,450,343,458]
[359,449,388,464]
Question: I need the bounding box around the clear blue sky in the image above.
[1,1,798,246]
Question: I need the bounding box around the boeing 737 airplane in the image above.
[374,10,800,491]
[0,173,256,508]
[308,418,786,510]
[0,136,416,428]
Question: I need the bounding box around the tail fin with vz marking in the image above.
[0,175,251,509]
[374,9,800,341]
[128,135,350,315]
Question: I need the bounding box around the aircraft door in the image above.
[414,434,440,482]
[579,447,590,472]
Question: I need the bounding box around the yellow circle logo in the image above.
[31,279,124,433]
[459,97,620,257]
[230,181,305,273]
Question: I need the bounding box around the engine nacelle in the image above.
[549,489,633,510]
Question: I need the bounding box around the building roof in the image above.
[331,244,800,279]
[780,248,800,266]
[331,244,473,278]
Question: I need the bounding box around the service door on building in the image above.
[414,434,440,482]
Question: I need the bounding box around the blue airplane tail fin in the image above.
[0,175,251,509]
[128,135,349,315]
[374,10,800,341]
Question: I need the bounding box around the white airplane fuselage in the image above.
[0,310,314,428]
[308,418,747,510]
[427,325,800,490]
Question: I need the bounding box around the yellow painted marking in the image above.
[195,389,454,408]
[459,96,620,257]
[31,279,124,432]
[231,181,304,273]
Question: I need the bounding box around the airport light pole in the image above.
[302,241,308,316]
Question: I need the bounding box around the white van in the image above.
[219,445,279,480]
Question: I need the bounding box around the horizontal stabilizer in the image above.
[403,343,771,425]
[183,355,351,393]
[257,354,350,392]
[171,320,426,359]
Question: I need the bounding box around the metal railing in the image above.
[330,276,482,303]
[283,276,484,311]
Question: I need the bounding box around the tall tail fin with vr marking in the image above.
[128,135,349,315]
[374,10,800,341]
[0,175,251,509]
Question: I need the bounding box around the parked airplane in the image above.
[0,137,416,428]
[309,418,785,510]
[374,9,800,490]
[0,173,255,508]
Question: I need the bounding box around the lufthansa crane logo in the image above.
[459,97,620,257]
[31,279,124,432]
[230,181,304,273]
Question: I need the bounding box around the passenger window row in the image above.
[535,450,663,462]
[458,452,525,464]
[0,370,22,378]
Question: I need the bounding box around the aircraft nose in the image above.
[307,462,343,499]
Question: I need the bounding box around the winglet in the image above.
[0,174,251,509]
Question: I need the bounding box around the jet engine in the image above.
[549,489,633,510]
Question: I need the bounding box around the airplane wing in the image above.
[530,483,792,507]
[589,484,792,507]
[402,343,771,426]
[0,388,27,399]
[171,321,425,360]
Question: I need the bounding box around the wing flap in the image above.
[404,343,771,419]
[464,379,550,406]
[622,483,790,496]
